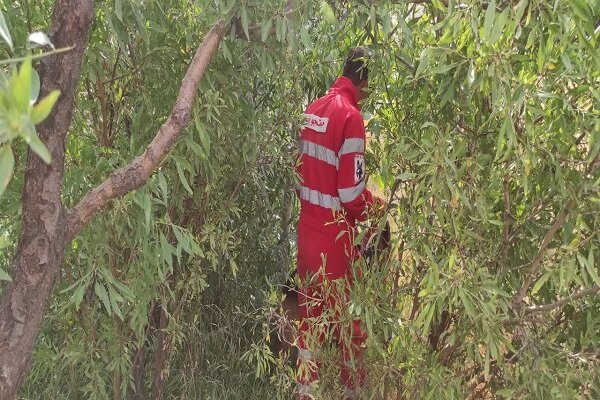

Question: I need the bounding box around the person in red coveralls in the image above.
[295,47,383,400]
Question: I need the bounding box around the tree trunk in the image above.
[0,1,95,398]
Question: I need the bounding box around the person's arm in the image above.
[337,112,374,221]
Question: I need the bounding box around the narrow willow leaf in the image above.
[483,0,496,42]
[458,288,475,318]
[94,282,112,314]
[0,11,13,50]
[569,0,592,23]
[15,56,32,113]
[115,0,123,22]
[109,288,125,320]
[0,267,11,281]
[261,18,273,42]
[320,1,336,24]
[143,192,151,228]
[176,162,193,195]
[531,271,551,295]
[0,145,14,196]
[415,48,431,77]
[369,5,377,34]
[27,134,51,164]
[71,285,85,310]
[240,5,250,40]
[300,25,311,49]
[30,90,60,124]
[584,249,600,287]
[489,7,508,45]
[30,69,40,104]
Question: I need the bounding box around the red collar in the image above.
[328,76,360,109]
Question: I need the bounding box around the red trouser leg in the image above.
[296,222,365,399]
[340,319,367,399]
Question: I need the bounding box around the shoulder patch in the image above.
[302,113,329,133]
[354,154,365,183]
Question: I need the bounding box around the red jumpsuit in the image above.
[296,76,373,399]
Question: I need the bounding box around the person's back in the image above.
[298,76,368,238]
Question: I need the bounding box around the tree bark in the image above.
[0,1,95,398]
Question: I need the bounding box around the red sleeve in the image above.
[337,112,373,221]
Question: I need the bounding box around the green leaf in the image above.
[458,288,475,318]
[143,192,151,228]
[0,267,11,281]
[94,282,112,314]
[14,56,32,113]
[415,48,431,77]
[320,1,336,24]
[531,271,551,295]
[581,249,600,287]
[109,287,125,320]
[569,0,592,23]
[0,145,14,196]
[27,134,51,164]
[115,0,123,22]
[369,5,377,34]
[396,172,416,181]
[240,5,250,40]
[0,11,13,51]
[30,69,40,104]
[71,285,85,310]
[489,7,508,45]
[30,90,60,124]
[260,18,273,42]
[483,0,496,43]
[176,162,193,195]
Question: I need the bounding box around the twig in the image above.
[0,46,75,64]
[525,285,599,314]
[512,198,577,310]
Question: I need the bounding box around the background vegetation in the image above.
[0,0,598,399]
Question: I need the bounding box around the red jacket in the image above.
[297,77,373,236]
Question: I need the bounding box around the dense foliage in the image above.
[1,0,599,399]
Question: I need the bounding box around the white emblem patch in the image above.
[302,113,329,133]
[354,154,365,183]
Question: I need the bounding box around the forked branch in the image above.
[66,21,227,239]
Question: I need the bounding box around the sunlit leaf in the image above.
[0,11,13,51]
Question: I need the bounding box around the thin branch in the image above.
[502,163,511,261]
[65,21,227,240]
[512,199,577,310]
[0,46,75,64]
[395,54,416,74]
[525,285,600,314]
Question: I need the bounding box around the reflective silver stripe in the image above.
[298,348,313,361]
[338,138,364,157]
[299,186,342,210]
[343,387,359,400]
[338,181,365,203]
[301,140,339,168]
[297,383,316,398]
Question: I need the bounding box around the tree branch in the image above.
[525,285,600,314]
[66,20,227,240]
[511,199,577,310]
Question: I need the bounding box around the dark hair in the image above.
[342,47,371,85]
